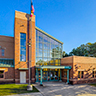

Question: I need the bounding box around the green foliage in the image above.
[89,84,96,87]
[68,42,96,57]
[62,51,71,57]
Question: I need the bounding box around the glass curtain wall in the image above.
[36,29,63,66]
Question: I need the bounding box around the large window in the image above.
[78,71,84,78]
[20,33,26,62]
[36,29,63,66]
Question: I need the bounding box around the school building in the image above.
[0,11,96,85]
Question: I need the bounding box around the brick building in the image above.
[0,10,96,84]
[61,56,96,84]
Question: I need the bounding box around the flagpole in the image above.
[29,0,32,86]
[27,0,33,91]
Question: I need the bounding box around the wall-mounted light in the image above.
[20,25,24,27]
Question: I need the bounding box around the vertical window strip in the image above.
[78,71,80,78]
[20,33,26,62]
[1,49,4,56]
[0,49,1,56]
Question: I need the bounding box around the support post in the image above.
[40,69,43,86]
[36,68,38,82]
[67,69,69,83]
[60,69,62,81]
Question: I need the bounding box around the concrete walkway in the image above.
[7,92,43,96]
[33,82,96,96]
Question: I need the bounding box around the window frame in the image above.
[78,71,84,79]
[93,71,96,78]
[36,29,63,66]
[2,49,5,56]
[63,70,67,78]
[0,70,5,79]
[20,33,26,62]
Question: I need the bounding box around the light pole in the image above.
[27,16,33,91]
[27,0,33,90]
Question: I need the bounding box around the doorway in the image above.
[20,71,26,83]
[43,71,59,81]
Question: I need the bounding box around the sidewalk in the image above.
[7,92,43,96]
[33,82,96,96]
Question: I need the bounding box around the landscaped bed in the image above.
[0,84,39,96]
[89,84,96,87]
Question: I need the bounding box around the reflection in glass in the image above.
[20,33,26,62]
[36,29,63,66]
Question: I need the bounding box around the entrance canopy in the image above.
[36,65,71,85]
[36,65,71,69]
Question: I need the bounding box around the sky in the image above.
[0,0,96,53]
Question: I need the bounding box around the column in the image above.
[60,69,62,81]
[40,69,43,86]
[67,69,69,83]
[36,68,38,82]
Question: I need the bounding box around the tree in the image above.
[69,42,93,57]
[62,51,70,57]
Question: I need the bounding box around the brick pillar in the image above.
[14,11,36,83]
[30,16,35,83]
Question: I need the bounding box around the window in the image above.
[64,70,67,78]
[2,49,4,56]
[0,49,5,56]
[20,33,26,61]
[78,71,84,78]
[93,71,96,78]
[0,71,4,79]
[0,49,1,56]
[36,29,63,66]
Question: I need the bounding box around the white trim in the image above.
[31,78,35,80]
[0,79,14,81]
[0,69,5,71]
[77,69,85,71]
[15,79,20,81]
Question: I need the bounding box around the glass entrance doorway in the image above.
[36,68,61,82]
[43,71,59,82]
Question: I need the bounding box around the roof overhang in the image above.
[18,68,29,70]
[36,65,71,69]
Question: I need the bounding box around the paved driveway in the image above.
[33,82,96,96]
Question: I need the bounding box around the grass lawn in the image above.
[0,84,39,96]
[89,84,96,87]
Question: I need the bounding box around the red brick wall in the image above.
[73,56,96,84]
[61,57,73,83]
[0,36,14,59]
[0,67,15,83]
[61,56,96,84]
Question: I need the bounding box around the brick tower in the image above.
[14,11,35,83]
